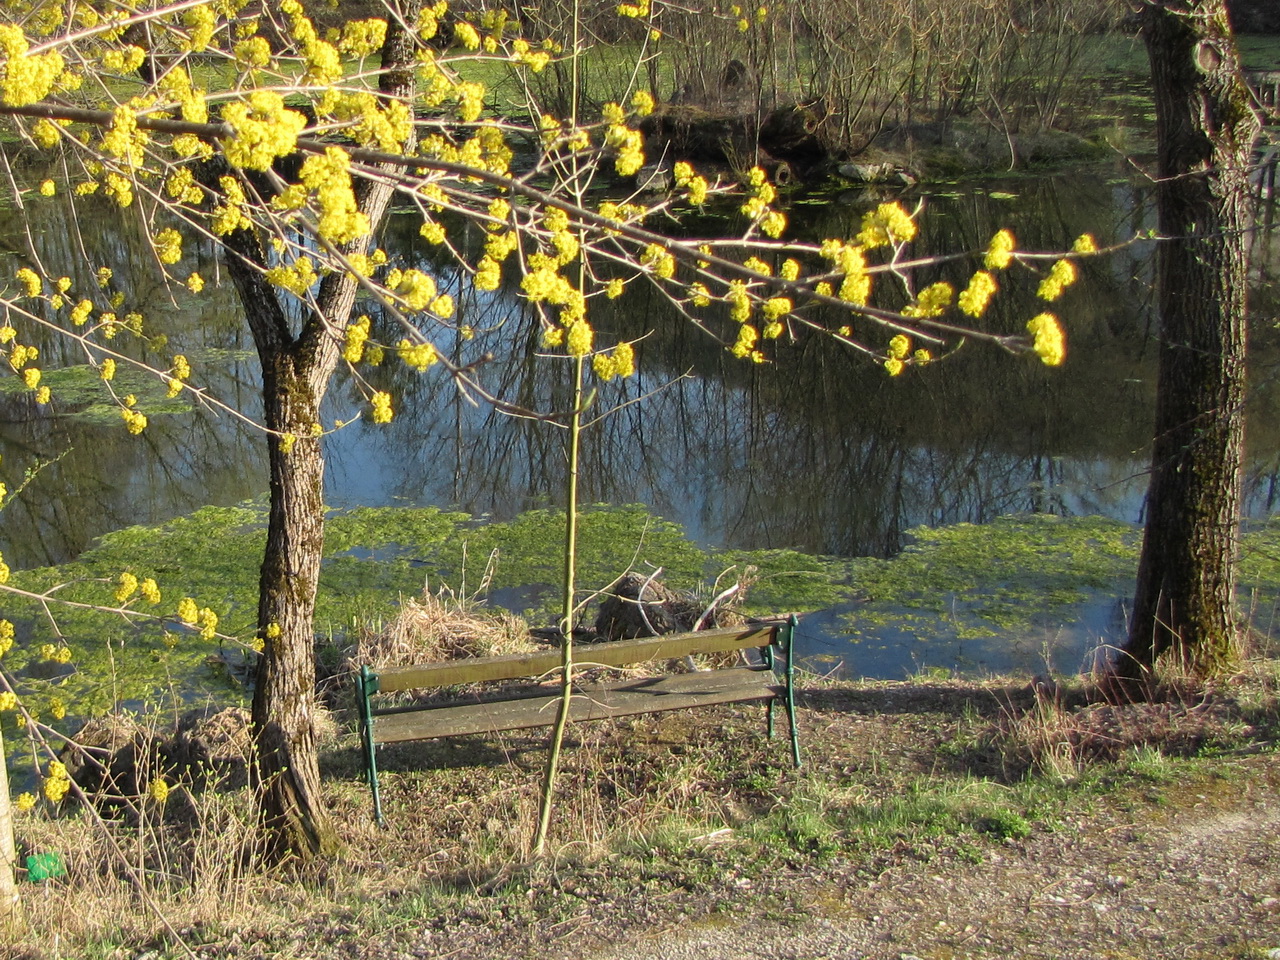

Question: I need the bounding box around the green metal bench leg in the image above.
[784,615,802,768]
[358,665,386,826]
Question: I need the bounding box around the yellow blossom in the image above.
[985,229,1016,270]
[14,792,34,812]
[858,202,916,248]
[1037,258,1078,302]
[369,391,393,424]
[1026,313,1066,366]
[148,777,170,803]
[115,571,138,604]
[15,267,40,297]
[957,271,998,317]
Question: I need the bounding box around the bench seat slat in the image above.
[372,667,779,743]
[375,625,778,692]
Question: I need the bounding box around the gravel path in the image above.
[569,753,1280,960]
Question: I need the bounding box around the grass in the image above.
[5,657,1278,958]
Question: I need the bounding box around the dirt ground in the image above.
[565,750,1280,960]
[298,677,1280,960]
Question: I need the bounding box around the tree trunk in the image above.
[225,4,419,863]
[250,347,338,861]
[0,725,18,925]
[1119,0,1260,689]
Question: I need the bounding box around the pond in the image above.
[2,157,1280,691]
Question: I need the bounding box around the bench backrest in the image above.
[370,623,782,693]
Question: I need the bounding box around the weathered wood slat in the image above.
[372,668,778,743]
[375,625,777,692]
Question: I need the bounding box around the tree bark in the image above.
[1119,0,1260,689]
[221,4,420,863]
[0,725,18,925]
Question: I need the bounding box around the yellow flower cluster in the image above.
[604,121,645,177]
[0,619,12,657]
[115,571,139,605]
[212,176,252,235]
[731,323,762,361]
[673,161,709,206]
[1027,313,1066,366]
[324,91,413,153]
[369,390,393,423]
[0,23,64,107]
[1037,258,1078,302]
[154,228,183,265]
[591,342,636,382]
[344,315,371,363]
[858,202,916,249]
[340,18,387,57]
[164,168,203,207]
[617,0,652,17]
[0,692,14,712]
[958,270,997,318]
[148,777,170,804]
[159,67,208,125]
[234,36,272,69]
[820,240,872,306]
[265,256,317,296]
[101,103,147,167]
[102,45,146,73]
[15,267,40,297]
[1072,233,1097,254]
[454,21,481,50]
[43,760,71,803]
[198,606,218,641]
[181,5,217,52]
[223,92,308,172]
[388,268,438,311]
[566,320,593,357]
[121,407,148,434]
[762,297,791,328]
[641,243,676,279]
[741,167,786,237]
[985,229,1016,270]
[38,642,69,663]
[510,39,551,72]
[902,281,953,318]
[104,171,134,208]
[397,339,439,370]
[299,147,369,244]
[727,281,751,323]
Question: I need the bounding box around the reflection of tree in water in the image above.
[342,177,1164,557]
[7,173,1280,566]
[0,194,267,568]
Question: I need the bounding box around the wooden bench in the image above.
[355,617,801,823]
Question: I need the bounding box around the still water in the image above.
[2,163,1279,678]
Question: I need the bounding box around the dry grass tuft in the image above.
[346,590,537,672]
[995,670,1266,780]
